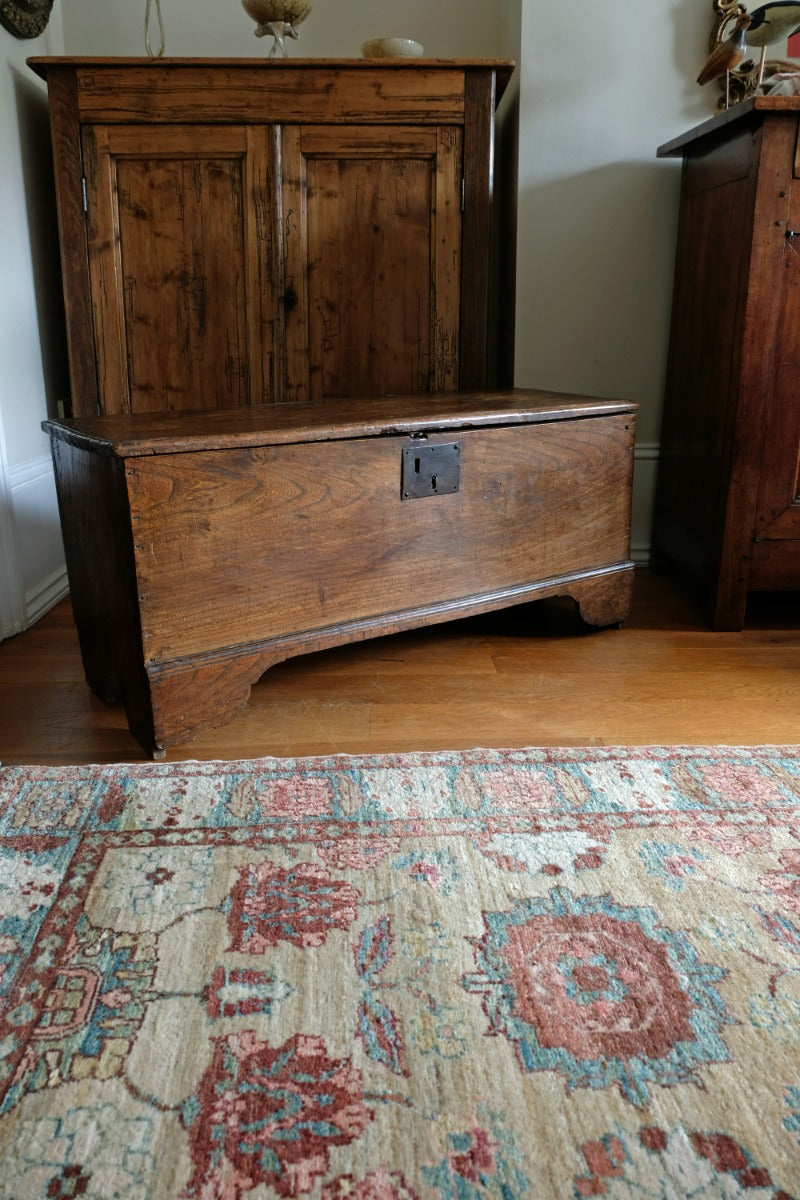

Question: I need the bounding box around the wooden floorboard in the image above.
[0,569,798,764]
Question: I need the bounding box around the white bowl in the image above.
[361,37,424,59]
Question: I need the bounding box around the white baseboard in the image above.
[7,453,68,631]
[0,481,25,640]
[631,441,658,566]
[25,563,69,626]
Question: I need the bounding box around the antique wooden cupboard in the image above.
[29,57,516,418]
[653,98,800,630]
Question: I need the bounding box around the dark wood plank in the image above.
[46,66,98,418]
[652,106,800,629]
[460,68,495,389]
[39,62,473,125]
[754,179,800,542]
[711,115,798,628]
[652,125,758,611]
[657,94,800,158]
[49,439,156,750]
[491,75,519,390]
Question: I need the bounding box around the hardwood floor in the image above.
[0,568,798,765]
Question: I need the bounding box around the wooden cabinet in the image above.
[653,98,800,629]
[29,57,515,417]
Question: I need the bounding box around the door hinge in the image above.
[461,177,465,212]
[81,177,88,213]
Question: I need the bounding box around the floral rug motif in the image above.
[1,745,800,1198]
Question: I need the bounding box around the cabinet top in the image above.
[43,390,636,459]
[29,56,513,69]
[28,55,514,88]
[29,56,515,117]
[658,95,800,157]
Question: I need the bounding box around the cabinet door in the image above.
[281,125,462,404]
[83,125,279,415]
[754,181,800,543]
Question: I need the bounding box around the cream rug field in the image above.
[1,746,800,1198]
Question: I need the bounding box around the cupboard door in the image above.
[83,125,279,415]
[281,125,462,404]
[755,181,800,542]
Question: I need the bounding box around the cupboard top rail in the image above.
[29,58,514,124]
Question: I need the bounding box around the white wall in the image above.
[510,0,713,560]
[0,8,68,637]
[61,0,500,58]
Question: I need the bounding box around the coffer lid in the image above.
[42,389,637,459]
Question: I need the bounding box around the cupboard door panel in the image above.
[282,125,462,404]
[83,125,278,414]
[755,183,800,541]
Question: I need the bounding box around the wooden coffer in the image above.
[45,390,637,757]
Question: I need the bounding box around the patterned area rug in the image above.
[2,746,800,1199]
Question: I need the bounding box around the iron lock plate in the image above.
[401,441,461,500]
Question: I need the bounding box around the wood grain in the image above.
[47,439,156,751]
[460,68,495,388]
[46,66,98,417]
[34,58,514,417]
[654,101,800,629]
[754,179,800,542]
[85,124,273,415]
[43,388,637,456]
[1,570,797,764]
[44,392,636,756]
[125,416,634,663]
[282,124,462,401]
[27,58,514,121]
[75,65,469,125]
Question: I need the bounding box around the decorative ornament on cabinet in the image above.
[700,0,800,106]
[361,38,424,59]
[241,0,312,57]
[145,0,166,57]
[0,0,54,38]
